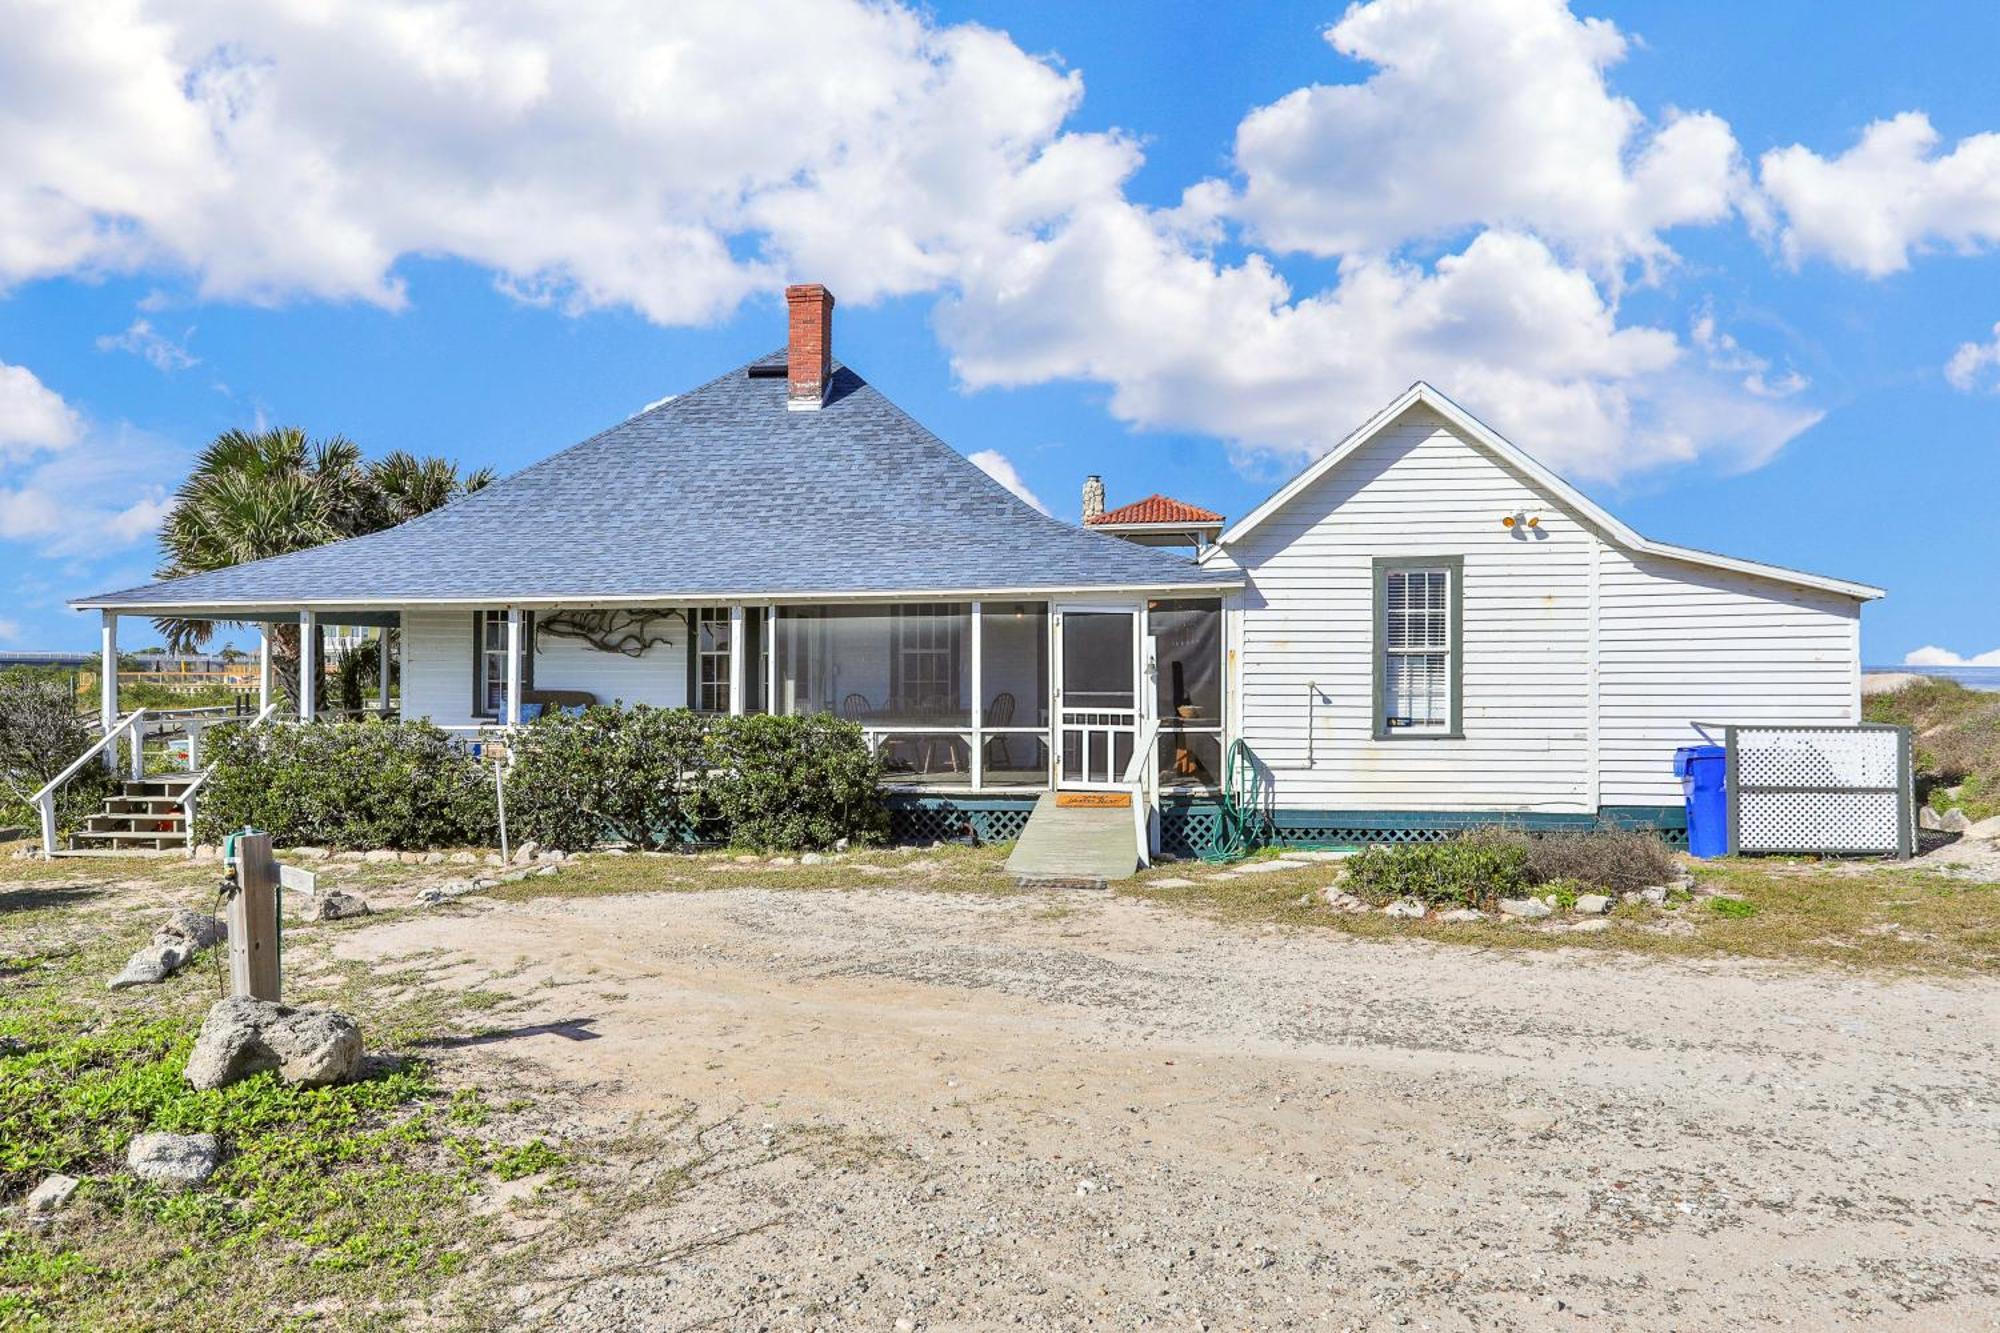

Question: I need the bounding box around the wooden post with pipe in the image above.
[228,831,282,1001]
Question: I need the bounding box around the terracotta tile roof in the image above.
[1086,494,1224,527]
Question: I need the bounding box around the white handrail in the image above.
[1122,717,1162,869]
[33,709,149,858]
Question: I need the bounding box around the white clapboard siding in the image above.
[399,606,688,728]
[1596,546,1859,805]
[1228,405,1594,812]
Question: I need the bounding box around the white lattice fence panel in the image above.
[1735,728,1899,789]
[1730,726,1909,856]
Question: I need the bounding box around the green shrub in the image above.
[702,713,889,852]
[503,708,887,854]
[1345,835,1531,908]
[504,705,709,852]
[0,673,115,835]
[1708,895,1758,919]
[196,721,496,849]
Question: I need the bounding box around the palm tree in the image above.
[152,427,492,707]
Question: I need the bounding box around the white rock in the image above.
[799,852,825,865]
[1234,859,1308,875]
[420,851,446,865]
[108,941,190,991]
[1438,908,1485,923]
[1147,876,1195,889]
[1383,898,1426,919]
[334,850,366,863]
[1568,918,1611,934]
[1639,886,1669,906]
[126,1132,220,1188]
[289,846,331,861]
[1497,898,1552,919]
[362,848,398,864]
[397,851,423,865]
[482,853,504,866]
[511,840,540,865]
[447,851,480,865]
[1322,888,1370,913]
[1938,808,1973,834]
[155,907,225,952]
[536,850,566,864]
[833,838,851,852]
[1962,814,2000,842]
[1575,894,1612,915]
[1919,807,1944,831]
[27,1174,80,1213]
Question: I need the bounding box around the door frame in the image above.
[1052,602,1152,790]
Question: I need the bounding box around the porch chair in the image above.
[982,692,1017,770]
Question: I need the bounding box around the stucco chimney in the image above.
[785,283,835,410]
[1082,474,1106,522]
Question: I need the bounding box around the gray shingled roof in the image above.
[78,355,1236,610]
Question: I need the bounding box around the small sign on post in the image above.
[228,831,282,1001]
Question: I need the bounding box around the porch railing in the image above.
[176,703,280,858]
[1121,717,1162,868]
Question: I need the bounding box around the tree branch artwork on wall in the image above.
[536,608,684,658]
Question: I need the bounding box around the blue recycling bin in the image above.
[1674,744,1728,858]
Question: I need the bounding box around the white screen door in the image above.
[1056,608,1138,787]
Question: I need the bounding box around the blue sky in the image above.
[1,0,1996,662]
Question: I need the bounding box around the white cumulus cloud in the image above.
[1905,645,2000,668]
[1945,322,2000,393]
[0,0,1841,484]
[0,361,82,459]
[1760,113,2000,276]
[1226,0,1749,277]
[966,449,1049,515]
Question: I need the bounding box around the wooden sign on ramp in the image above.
[1055,791,1131,809]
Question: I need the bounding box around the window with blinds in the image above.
[1382,566,1451,732]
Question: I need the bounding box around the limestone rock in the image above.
[108,941,191,991]
[1438,908,1485,923]
[289,847,331,861]
[155,907,224,952]
[1383,898,1426,919]
[1498,897,1552,920]
[1639,886,1669,906]
[335,850,366,862]
[185,996,362,1091]
[27,1174,80,1213]
[306,889,370,922]
[1938,808,1973,834]
[800,852,825,865]
[420,851,446,865]
[126,1132,220,1188]
[1567,918,1611,934]
[1964,814,2000,843]
[511,840,540,866]
[363,848,399,864]
[263,1009,364,1087]
[447,851,480,864]
[1575,894,1612,915]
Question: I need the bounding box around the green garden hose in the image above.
[1199,739,1270,863]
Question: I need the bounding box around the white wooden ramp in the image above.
[1005,792,1141,887]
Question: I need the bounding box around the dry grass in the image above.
[1865,679,2000,818]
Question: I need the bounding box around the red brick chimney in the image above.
[785,283,835,410]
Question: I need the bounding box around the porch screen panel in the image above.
[777,605,970,728]
[979,602,1050,786]
[1150,598,1222,789]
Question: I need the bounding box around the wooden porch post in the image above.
[970,602,983,790]
[504,609,523,728]
[727,605,745,717]
[766,607,780,716]
[298,610,317,721]
[258,630,272,713]
[377,627,392,717]
[99,611,118,772]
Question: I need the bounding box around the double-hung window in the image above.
[1374,558,1461,738]
[472,610,533,718]
[688,607,732,714]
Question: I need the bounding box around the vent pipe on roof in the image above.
[1082,474,1105,522]
[785,283,835,410]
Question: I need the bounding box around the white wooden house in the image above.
[67,285,1881,857]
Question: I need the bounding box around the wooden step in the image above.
[85,813,186,833]
[67,830,188,851]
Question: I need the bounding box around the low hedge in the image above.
[505,708,887,853]
[196,720,496,849]
[200,709,889,854]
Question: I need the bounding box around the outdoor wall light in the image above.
[1500,511,1540,529]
